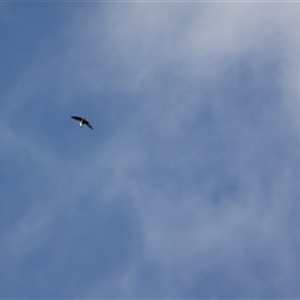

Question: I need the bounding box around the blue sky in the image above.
[1,2,300,298]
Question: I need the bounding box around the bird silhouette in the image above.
[71,116,93,129]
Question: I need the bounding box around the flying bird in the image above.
[71,116,93,129]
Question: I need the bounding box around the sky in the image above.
[1,1,300,298]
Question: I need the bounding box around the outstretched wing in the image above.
[71,116,83,121]
[84,120,93,129]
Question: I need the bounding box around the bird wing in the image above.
[84,120,93,129]
[71,116,83,121]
